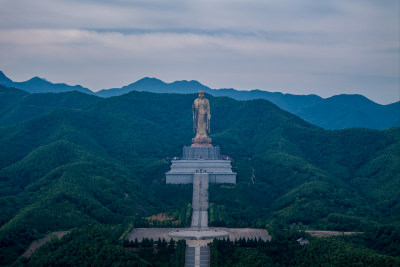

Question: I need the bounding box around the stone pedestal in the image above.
[191,137,212,147]
[183,146,220,160]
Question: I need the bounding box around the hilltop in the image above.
[0,85,100,126]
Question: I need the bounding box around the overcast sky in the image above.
[0,0,399,104]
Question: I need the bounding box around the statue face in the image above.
[198,92,205,99]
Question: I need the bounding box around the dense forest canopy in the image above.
[0,86,399,265]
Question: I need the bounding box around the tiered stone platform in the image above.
[166,144,236,184]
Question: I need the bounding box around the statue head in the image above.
[198,90,205,99]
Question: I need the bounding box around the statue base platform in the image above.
[166,160,236,184]
[191,137,212,147]
[166,146,236,184]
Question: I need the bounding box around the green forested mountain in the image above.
[0,85,100,127]
[0,90,399,265]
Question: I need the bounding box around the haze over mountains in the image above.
[1,71,398,130]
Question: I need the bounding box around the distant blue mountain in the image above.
[0,71,92,94]
[296,94,400,129]
[1,71,398,130]
[96,77,208,97]
[96,77,399,130]
[0,71,15,87]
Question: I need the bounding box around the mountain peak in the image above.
[0,70,14,85]
[177,79,203,85]
[170,79,209,90]
[139,77,162,81]
[327,94,377,107]
[27,76,50,83]
[129,77,166,87]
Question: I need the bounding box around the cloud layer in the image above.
[0,0,398,104]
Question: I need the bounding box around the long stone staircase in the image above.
[186,172,210,267]
[191,173,209,229]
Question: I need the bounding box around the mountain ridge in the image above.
[0,85,101,127]
[0,71,398,129]
[0,71,93,95]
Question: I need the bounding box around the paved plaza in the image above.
[127,227,270,243]
[128,172,269,266]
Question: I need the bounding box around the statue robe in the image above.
[193,98,210,139]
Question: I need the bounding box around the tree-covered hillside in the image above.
[210,225,400,266]
[0,85,100,127]
[0,90,399,265]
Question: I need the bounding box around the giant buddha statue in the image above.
[192,90,212,147]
